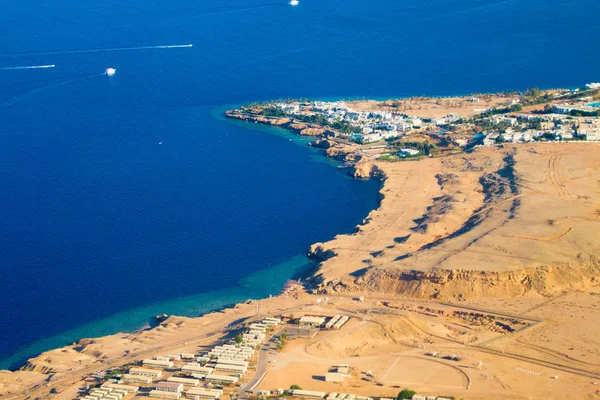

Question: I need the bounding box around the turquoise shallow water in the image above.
[1,0,599,370]
[0,255,314,370]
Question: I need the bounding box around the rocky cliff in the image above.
[312,257,600,300]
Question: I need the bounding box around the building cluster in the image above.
[324,365,351,383]
[275,101,457,143]
[298,315,350,330]
[78,317,282,400]
[478,112,600,145]
[272,97,600,147]
[79,383,138,400]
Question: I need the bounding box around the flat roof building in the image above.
[216,359,249,368]
[325,316,341,329]
[143,359,174,369]
[291,390,326,399]
[333,316,349,330]
[205,374,239,384]
[262,317,281,326]
[129,367,163,377]
[214,363,247,373]
[155,382,183,393]
[187,388,223,399]
[299,316,326,328]
[102,383,139,393]
[149,390,181,400]
[181,365,214,374]
[123,374,153,384]
[167,377,200,386]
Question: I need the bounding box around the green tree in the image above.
[397,389,416,400]
[509,104,522,112]
[290,385,302,390]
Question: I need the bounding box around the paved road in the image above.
[238,335,279,397]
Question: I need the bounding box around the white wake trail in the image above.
[2,44,193,58]
[0,64,55,70]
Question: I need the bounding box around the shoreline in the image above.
[4,85,598,368]
[3,90,600,398]
[0,105,382,373]
[0,255,317,372]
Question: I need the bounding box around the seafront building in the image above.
[259,96,600,148]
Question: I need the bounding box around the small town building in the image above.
[205,374,239,384]
[123,374,153,384]
[216,359,249,368]
[129,367,163,377]
[187,388,223,399]
[181,365,214,375]
[299,316,326,328]
[290,390,327,399]
[214,363,247,373]
[143,359,174,369]
[332,316,349,330]
[149,390,181,400]
[155,382,184,393]
[325,316,341,329]
[102,383,139,393]
[167,376,200,386]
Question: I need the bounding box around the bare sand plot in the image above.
[379,356,468,390]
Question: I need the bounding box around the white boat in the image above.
[290,0,299,5]
[105,68,116,76]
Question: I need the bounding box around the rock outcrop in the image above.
[316,256,600,300]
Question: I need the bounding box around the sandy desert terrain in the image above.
[2,143,600,400]
[311,143,600,299]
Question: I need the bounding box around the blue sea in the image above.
[0,0,598,370]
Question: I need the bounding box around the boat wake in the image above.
[0,44,193,58]
[0,64,55,70]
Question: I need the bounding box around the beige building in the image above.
[129,367,163,377]
[149,390,181,400]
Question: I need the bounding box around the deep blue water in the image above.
[1,0,599,370]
